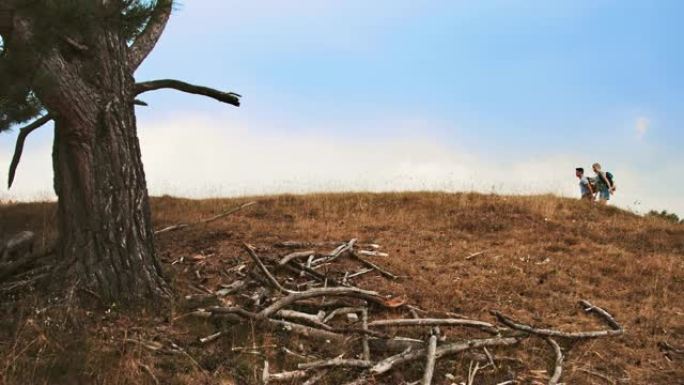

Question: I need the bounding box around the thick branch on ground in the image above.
[493,301,623,339]
[278,250,316,266]
[259,287,388,317]
[0,248,54,281]
[422,334,438,385]
[243,243,293,294]
[135,79,241,106]
[128,0,173,70]
[7,115,52,189]
[371,337,520,376]
[545,337,563,385]
[368,318,499,334]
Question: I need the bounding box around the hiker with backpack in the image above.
[592,162,616,205]
[576,167,595,201]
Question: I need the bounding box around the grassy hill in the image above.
[1,192,682,384]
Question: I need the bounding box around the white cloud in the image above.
[635,116,649,139]
[1,114,682,218]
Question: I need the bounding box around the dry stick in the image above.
[263,363,309,384]
[278,250,316,266]
[298,358,372,370]
[579,300,624,332]
[546,337,563,385]
[493,301,623,339]
[199,331,222,344]
[154,201,256,234]
[310,239,357,267]
[368,318,499,334]
[243,243,294,294]
[358,250,389,257]
[371,337,520,375]
[351,252,398,279]
[275,310,330,330]
[361,308,371,361]
[421,334,438,385]
[260,287,387,318]
[346,268,374,280]
[465,250,489,260]
[324,307,366,323]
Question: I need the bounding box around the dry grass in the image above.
[1,192,682,384]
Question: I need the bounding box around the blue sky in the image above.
[1,0,683,215]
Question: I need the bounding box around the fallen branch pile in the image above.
[181,239,624,385]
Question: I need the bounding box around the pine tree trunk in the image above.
[40,29,170,307]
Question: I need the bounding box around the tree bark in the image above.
[40,26,170,306]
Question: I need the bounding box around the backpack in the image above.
[606,172,615,189]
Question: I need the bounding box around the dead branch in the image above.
[1,231,34,262]
[579,300,624,332]
[278,250,316,266]
[351,251,398,280]
[422,334,438,385]
[358,250,389,257]
[371,337,520,375]
[259,287,387,317]
[275,310,329,329]
[465,250,489,260]
[298,358,372,370]
[199,331,222,344]
[244,243,293,294]
[155,201,256,234]
[368,318,499,334]
[0,248,53,281]
[545,338,563,385]
[361,308,370,361]
[7,115,52,189]
[493,301,623,339]
[262,360,309,384]
[323,307,366,323]
[135,79,241,106]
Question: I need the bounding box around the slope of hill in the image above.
[1,192,682,384]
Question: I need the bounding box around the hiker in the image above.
[592,162,615,205]
[576,167,594,201]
